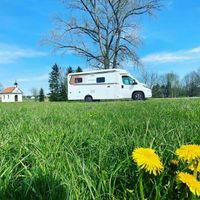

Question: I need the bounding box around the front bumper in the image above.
[145,89,152,98]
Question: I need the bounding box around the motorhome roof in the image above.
[69,69,128,76]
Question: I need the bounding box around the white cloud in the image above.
[142,46,200,64]
[0,43,47,64]
[187,46,200,53]
[142,53,190,63]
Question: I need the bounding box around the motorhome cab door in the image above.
[120,75,136,99]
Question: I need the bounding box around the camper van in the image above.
[68,69,152,101]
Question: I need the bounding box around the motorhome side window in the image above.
[75,77,83,83]
[122,76,136,85]
[96,77,105,83]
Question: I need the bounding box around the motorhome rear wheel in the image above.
[85,95,93,102]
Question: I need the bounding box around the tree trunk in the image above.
[112,29,121,68]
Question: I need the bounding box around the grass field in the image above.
[0,99,200,199]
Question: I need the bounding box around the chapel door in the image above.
[15,95,18,102]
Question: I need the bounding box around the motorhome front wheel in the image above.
[132,92,145,100]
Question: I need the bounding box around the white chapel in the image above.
[0,82,23,102]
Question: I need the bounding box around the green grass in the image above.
[0,99,199,199]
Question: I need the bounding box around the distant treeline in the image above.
[140,68,200,98]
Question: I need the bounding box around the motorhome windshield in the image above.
[122,76,137,85]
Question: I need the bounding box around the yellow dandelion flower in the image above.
[176,145,200,163]
[177,172,200,197]
[132,148,164,176]
[189,162,200,173]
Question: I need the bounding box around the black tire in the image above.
[85,95,93,102]
[132,91,145,100]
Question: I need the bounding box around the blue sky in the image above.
[0,0,200,95]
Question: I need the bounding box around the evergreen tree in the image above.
[39,88,45,102]
[76,66,83,72]
[67,66,74,74]
[59,81,68,101]
[49,64,61,101]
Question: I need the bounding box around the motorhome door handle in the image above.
[121,85,124,88]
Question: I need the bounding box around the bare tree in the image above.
[139,68,160,88]
[183,69,200,97]
[0,82,3,91]
[30,88,39,101]
[47,0,160,69]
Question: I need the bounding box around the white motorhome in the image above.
[68,69,152,101]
